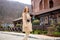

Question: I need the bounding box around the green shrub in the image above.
[42,31,47,34]
[56,23,60,32]
[32,19,40,25]
[31,29,42,34]
[34,30,38,34]
[53,32,60,35]
[31,30,35,34]
[52,32,60,37]
[56,26,60,32]
[31,29,47,34]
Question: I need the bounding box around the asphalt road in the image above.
[0,31,39,40]
[0,31,60,40]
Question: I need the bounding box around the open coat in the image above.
[22,13,32,32]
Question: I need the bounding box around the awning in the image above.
[13,17,22,22]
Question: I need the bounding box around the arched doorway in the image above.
[49,0,54,8]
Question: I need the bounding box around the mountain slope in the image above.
[0,0,31,24]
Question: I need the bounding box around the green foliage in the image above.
[16,24,22,27]
[31,29,47,34]
[34,30,42,34]
[53,32,60,35]
[31,30,35,34]
[42,31,47,34]
[32,19,40,25]
[56,23,60,32]
[56,26,60,32]
[52,32,60,37]
[47,22,60,36]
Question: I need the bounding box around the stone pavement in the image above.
[0,31,60,40]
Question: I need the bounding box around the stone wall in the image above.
[31,0,60,14]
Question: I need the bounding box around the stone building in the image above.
[31,0,60,27]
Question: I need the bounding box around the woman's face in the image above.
[25,7,29,13]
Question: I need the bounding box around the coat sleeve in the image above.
[22,13,27,26]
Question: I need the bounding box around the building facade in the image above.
[31,0,60,12]
[12,0,60,30]
[31,0,60,27]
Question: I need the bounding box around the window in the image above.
[49,0,54,8]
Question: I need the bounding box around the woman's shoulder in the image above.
[22,12,25,14]
[27,13,30,15]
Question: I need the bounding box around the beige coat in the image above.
[22,13,32,32]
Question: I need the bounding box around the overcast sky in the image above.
[8,0,31,5]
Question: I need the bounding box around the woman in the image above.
[22,6,32,40]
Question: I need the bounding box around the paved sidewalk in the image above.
[0,31,60,40]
